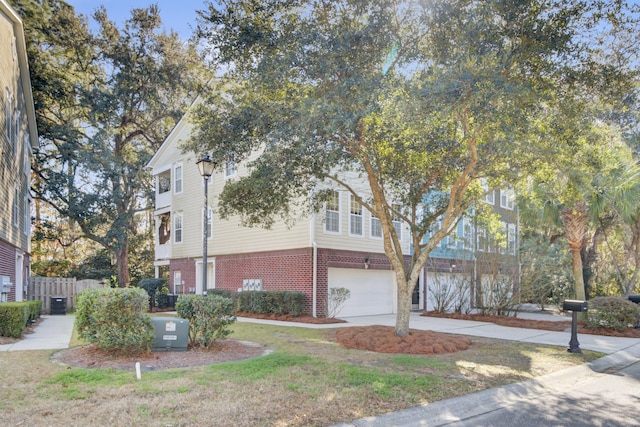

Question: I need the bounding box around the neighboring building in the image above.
[0,0,38,302]
[147,113,519,318]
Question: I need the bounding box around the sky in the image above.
[65,0,209,39]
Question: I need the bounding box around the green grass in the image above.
[0,322,605,426]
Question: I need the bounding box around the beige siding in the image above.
[313,190,411,254]
[0,5,32,252]
[170,151,310,259]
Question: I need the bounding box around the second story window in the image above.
[204,206,213,239]
[481,179,495,205]
[507,223,517,255]
[13,184,19,227]
[174,213,183,243]
[5,88,12,147]
[349,195,363,236]
[500,188,515,210]
[158,170,170,194]
[325,190,340,233]
[224,160,237,179]
[392,204,402,241]
[370,210,382,239]
[174,164,183,194]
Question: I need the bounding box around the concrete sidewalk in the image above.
[0,315,75,352]
[239,311,639,355]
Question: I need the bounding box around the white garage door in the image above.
[328,268,396,317]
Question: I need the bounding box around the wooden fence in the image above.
[28,277,108,313]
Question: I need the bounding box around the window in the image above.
[158,213,171,244]
[157,170,170,194]
[23,198,31,235]
[324,190,340,233]
[5,88,12,145]
[507,223,517,255]
[392,204,402,241]
[13,109,20,151]
[370,211,382,239]
[477,227,487,252]
[224,160,237,179]
[463,218,473,250]
[11,37,17,61]
[481,179,495,204]
[174,164,183,194]
[13,184,19,227]
[174,213,183,243]
[203,206,212,239]
[500,188,515,210]
[349,195,363,236]
[173,270,183,294]
[23,134,30,177]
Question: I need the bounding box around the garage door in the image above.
[328,268,396,317]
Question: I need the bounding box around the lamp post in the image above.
[196,155,216,295]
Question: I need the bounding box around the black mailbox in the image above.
[563,300,588,312]
[628,295,640,304]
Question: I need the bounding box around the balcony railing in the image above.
[155,243,171,260]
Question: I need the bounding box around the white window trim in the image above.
[481,183,495,204]
[370,211,383,240]
[23,134,31,177]
[500,188,515,210]
[174,163,183,194]
[174,212,183,244]
[203,206,213,239]
[508,223,517,255]
[391,204,402,241]
[13,184,19,227]
[324,191,341,234]
[5,88,13,146]
[348,195,364,237]
[23,197,31,236]
[224,160,237,179]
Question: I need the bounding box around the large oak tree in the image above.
[189,0,636,335]
[13,0,209,286]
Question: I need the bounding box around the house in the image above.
[147,114,519,318]
[0,0,38,302]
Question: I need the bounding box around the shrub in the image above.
[236,291,306,316]
[586,296,640,330]
[0,303,29,338]
[136,278,167,309]
[175,294,236,348]
[327,287,351,318]
[76,288,154,355]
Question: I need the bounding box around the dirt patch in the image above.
[335,325,472,354]
[51,339,268,370]
[422,311,640,338]
[0,317,44,345]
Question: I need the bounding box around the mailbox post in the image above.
[563,300,588,353]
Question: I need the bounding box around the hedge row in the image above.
[208,289,306,317]
[0,301,42,338]
[76,288,154,355]
[586,296,640,330]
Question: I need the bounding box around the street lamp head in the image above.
[197,155,216,178]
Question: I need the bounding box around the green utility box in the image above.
[152,317,189,352]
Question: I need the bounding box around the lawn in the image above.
[0,322,602,426]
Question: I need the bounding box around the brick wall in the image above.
[215,248,314,313]
[169,258,197,294]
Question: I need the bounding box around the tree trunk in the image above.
[395,273,413,336]
[570,247,586,300]
[562,202,588,302]
[116,243,130,287]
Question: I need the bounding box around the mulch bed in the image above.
[51,339,269,371]
[334,325,471,354]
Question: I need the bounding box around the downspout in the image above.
[310,211,318,317]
